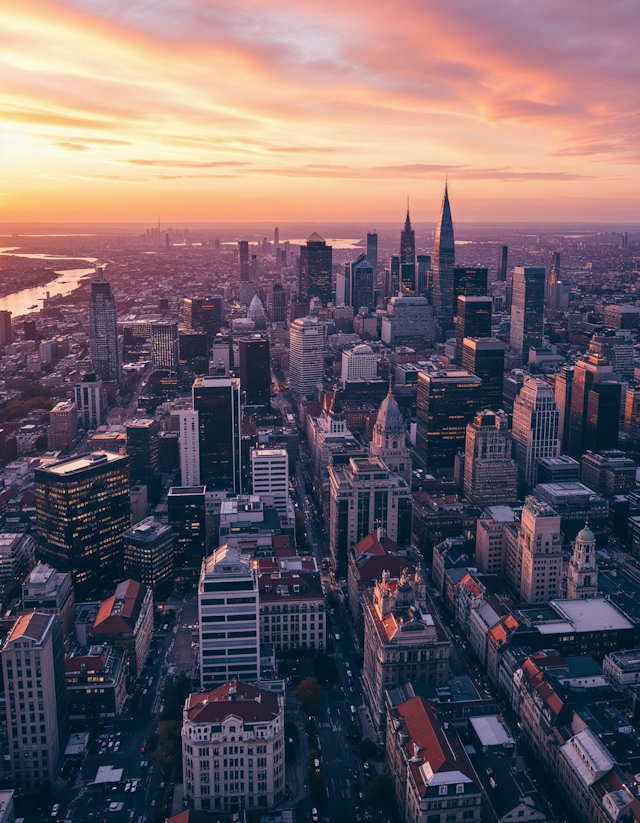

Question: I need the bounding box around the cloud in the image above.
[56,141,90,151]
[125,159,252,168]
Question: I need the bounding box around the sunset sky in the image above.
[1,0,638,223]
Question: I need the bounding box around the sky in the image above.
[1,0,639,223]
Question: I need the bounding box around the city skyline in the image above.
[1,0,639,222]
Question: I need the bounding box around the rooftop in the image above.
[185,680,281,724]
[6,612,52,645]
[37,450,127,477]
[550,598,634,632]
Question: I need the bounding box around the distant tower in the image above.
[497,245,508,282]
[399,202,416,293]
[432,183,455,334]
[547,251,561,310]
[274,226,279,248]
[366,231,378,273]
[89,268,120,384]
[299,233,333,306]
[567,523,598,599]
[369,385,412,483]
[510,266,545,364]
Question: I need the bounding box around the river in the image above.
[0,248,98,318]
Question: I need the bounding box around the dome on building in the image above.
[375,386,404,434]
[248,294,266,322]
[577,524,595,543]
[353,344,373,355]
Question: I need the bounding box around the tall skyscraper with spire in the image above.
[399,201,416,292]
[89,267,120,384]
[432,183,455,334]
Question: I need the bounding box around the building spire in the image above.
[444,175,448,200]
[404,196,411,230]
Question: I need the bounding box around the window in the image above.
[439,785,448,796]
[456,783,465,794]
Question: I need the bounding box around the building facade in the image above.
[179,410,201,487]
[89,272,120,384]
[512,378,560,493]
[250,447,288,516]
[461,338,505,411]
[91,578,154,677]
[21,563,75,635]
[299,232,332,305]
[193,376,242,493]
[123,517,174,592]
[510,266,545,364]
[463,411,518,506]
[288,317,325,400]
[369,387,412,483]
[47,400,77,452]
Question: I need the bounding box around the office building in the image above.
[35,451,130,599]
[124,517,174,592]
[182,680,285,813]
[510,266,545,364]
[0,533,34,603]
[193,376,242,493]
[380,296,437,346]
[247,294,267,329]
[184,296,223,340]
[168,486,208,573]
[2,613,68,793]
[178,331,208,377]
[22,563,75,634]
[399,207,416,292]
[362,569,450,727]
[566,524,598,599]
[432,183,455,333]
[288,316,324,400]
[351,257,375,310]
[238,240,250,282]
[366,231,378,272]
[453,266,488,301]
[91,579,153,677]
[516,497,563,605]
[341,344,377,384]
[555,365,573,452]
[568,354,615,459]
[179,410,200,487]
[151,321,179,371]
[463,411,518,505]
[590,333,634,379]
[369,386,412,483]
[47,400,77,452]
[0,311,12,345]
[75,373,105,429]
[198,544,260,688]
[386,255,400,297]
[415,369,482,469]
[512,378,560,493]
[126,418,161,504]
[251,447,288,516]
[454,295,492,364]
[625,389,640,447]
[585,381,621,453]
[497,244,508,282]
[461,337,505,410]
[258,562,325,651]
[299,232,332,305]
[546,251,561,309]
[416,254,430,296]
[534,481,608,543]
[603,304,640,330]
[239,336,270,406]
[89,271,120,384]
[269,283,286,323]
[65,644,127,719]
[328,456,411,573]
[537,455,581,484]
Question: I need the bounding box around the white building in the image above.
[75,374,105,429]
[250,447,288,516]
[380,296,437,345]
[182,680,285,813]
[179,410,200,487]
[512,377,560,492]
[341,344,377,385]
[368,387,412,483]
[515,496,563,605]
[198,545,260,689]
[566,524,598,599]
[288,316,325,400]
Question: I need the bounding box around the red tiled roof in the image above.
[92,579,148,636]
[272,536,290,551]
[354,532,401,557]
[520,657,564,717]
[185,680,280,724]
[355,554,414,582]
[65,649,109,674]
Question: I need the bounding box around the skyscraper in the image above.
[399,205,416,292]
[461,338,505,410]
[2,613,68,793]
[555,365,574,453]
[386,255,400,298]
[352,258,374,311]
[126,418,161,504]
[274,226,279,247]
[270,283,287,322]
[75,373,105,429]
[289,316,325,400]
[568,354,615,459]
[35,451,131,598]
[299,232,332,305]
[497,245,508,282]
[0,310,12,345]
[416,254,431,297]
[124,517,173,592]
[510,266,545,364]
[453,267,488,301]
[151,321,179,371]
[184,296,223,341]
[193,376,242,493]
[517,497,562,605]
[89,270,120,384]
[47,400,77,452]
[366,231,378,272]
[432,183,455,333]
[239,335,271,406]
[415,370,482,468]
[251,447,289,515]
[179,410,200,487]
[511,378,560,492]
[585,381,621,453]
[454,296,492,364]
[463,410,518,505]
[238,240,250,281]
[547,252,561,309]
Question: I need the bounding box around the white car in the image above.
[124,782,131,792]
[51,804,60,817]
[311,809,319,822]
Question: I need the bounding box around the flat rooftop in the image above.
[39,451,126,476]
[551,598,634,632]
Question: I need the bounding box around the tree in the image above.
[314,654,338,685]
[297,677,321,716]
[365,773,396,816]
[357,738,377,761]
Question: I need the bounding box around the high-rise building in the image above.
[399,206,416,293]
[566,524,598,599]
[124,517,173,592]
[341,344,378,384]
[585,381,621,453]
[497,244,508,282]
[328,456,411,574]
[47,400,77,452]
[555,365,573,452]
[269,283,287,323]
[416,254,431,297]
[380,296,437,346]
[178,331,208,377]
[351,258,375,311]
[179,410,200,487]
[432,183,455,333]
[368,386,411,483]
[251,447,288,515]
[366,231,378,272]
[274,226,279,247]
[22,563,75,634]
[288,316,324,400]
[89,270,120,384]
[168,486,208,573]
[516,497,563,605]
[1,613,68,793]
[415,370,482,469]
[461,338,505,410]
[151,322,179,371]
[453,267,488,301]
[463,410,517,505]
[193,376,242,493]
[454,296,492,364]
[547,252,561,310]
[238,240,250,282]
[35,451,130,598]
[299,232,332,305]
[0,533,34,603]
[198,544,260,688]
[0,311,12,345]
[512,378,560,492]
[239,336,271,406]
[510,266,545,364]
[625,388,640,447]
[183,296,223,340]
[568,354,615,459]
[75,373,105,429]
[126,418,161,504]
[386,255,400,298]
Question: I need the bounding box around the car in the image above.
[359,792,365,799]
[313,758,320,769]
[124,782,131,792]
[51,804,60,817]
[311,809,319,822]
[363,762,370,771]
[131,783,138,793]
[334,633,340,641]
[99,747,106,755]
[129,813,135,821]
[114,743,120,752]
[142,689,148,695]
